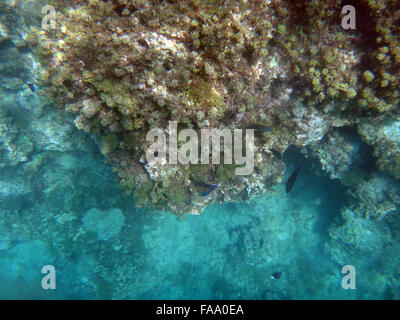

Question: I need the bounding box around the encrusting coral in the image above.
[31,0,400,215]
[0,108,33,168]
[348,173,400,220]
[306,130,358,180]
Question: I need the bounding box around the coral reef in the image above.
[26,0,400,215]
[348,173,400,220]
[0,0,130,251]
[324,207,399,298]
[0,108,32,168]
[1,0,400,300]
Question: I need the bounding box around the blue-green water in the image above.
[1,0,400,300]
[0,139,397,299]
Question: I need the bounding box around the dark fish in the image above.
[285,166,301,193]
[201,184,218,197]
[271,271,282,280]
[246,124,272,133]
[270,149,282,160]
[190,175,218,196]
[27,83,35,92]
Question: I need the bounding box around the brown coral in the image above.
[33,0,400,214]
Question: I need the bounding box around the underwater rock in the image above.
[82,208,125,241]
[0,0,48,47]
[349,173,400,220]
[358,119,400,180]
[326,207,392,269]
[291,105,329,146]
[30,112,78,152]
[20,0,400,214]
[307,129,360,179]
[0,112,28,168]
[324,206,400,299]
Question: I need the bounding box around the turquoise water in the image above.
[1,1,400,300]
[0,137,397,299]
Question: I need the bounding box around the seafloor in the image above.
[1,1,400,299]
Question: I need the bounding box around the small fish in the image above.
[201,184,218,197]
[245,123,272,133]
[285,166,301,193]
[190,175,218,196]
[27,83,35,92]
[270,149,282,160]
[271,271,282,280]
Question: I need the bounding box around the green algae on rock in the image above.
[34,0,400,215]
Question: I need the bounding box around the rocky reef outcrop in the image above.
[306,129,362,180]
[358,118,400,180]
[0,0,129,259]
[28,0,400,215]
